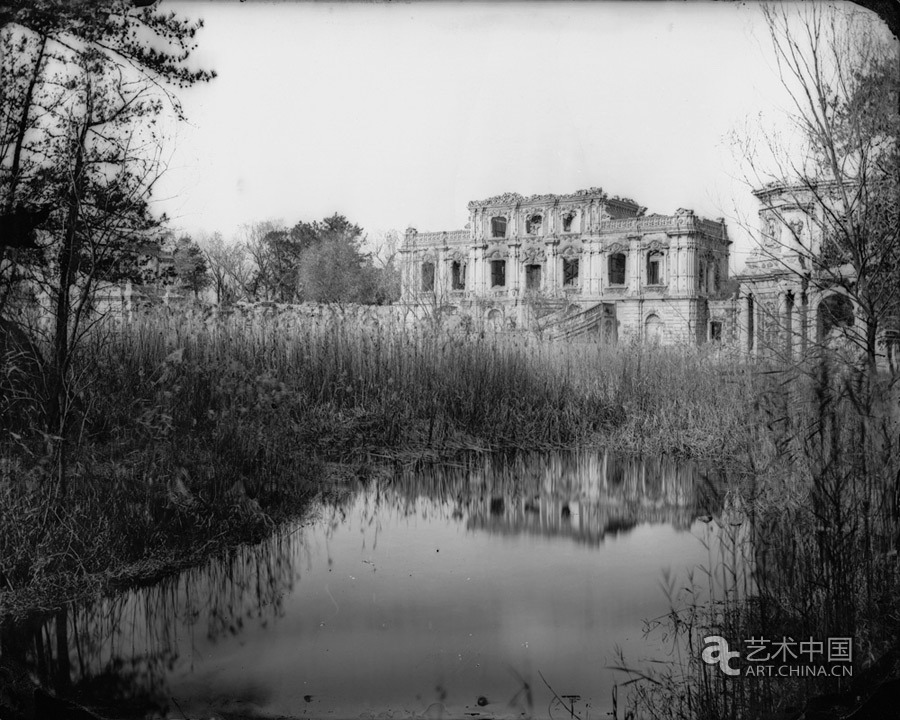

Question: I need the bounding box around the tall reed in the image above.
[1,306,759,617]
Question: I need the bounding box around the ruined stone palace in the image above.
[399,187,734,344]
[400,183,896,367]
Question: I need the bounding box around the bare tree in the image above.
[238,219,284,301]
[736,3,899,372]
[197,231,254,305]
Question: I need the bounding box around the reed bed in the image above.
[0,306,758,617]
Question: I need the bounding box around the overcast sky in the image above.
[154,1,873,269]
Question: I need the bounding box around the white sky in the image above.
[153,1,871,269]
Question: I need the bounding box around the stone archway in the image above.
[816,293,855,343]
[645,313,664,342]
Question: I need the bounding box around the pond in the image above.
[2,451,726,719]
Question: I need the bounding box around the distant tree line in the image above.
[197,215,401,306]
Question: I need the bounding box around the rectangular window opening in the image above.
[609,254,626,285]
[421,262,435,292]
[451,261,465,290]
[525,264,542,290]
[490,259,506,288]
[563,258,580,287]
[647,254,662,285]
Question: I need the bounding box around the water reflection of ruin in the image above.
[1,451,721,717]
[389,451,720,545]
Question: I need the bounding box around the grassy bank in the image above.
[0,307,759,618]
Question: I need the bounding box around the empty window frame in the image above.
[525,214,542,235]
[525,264,542,290]
[646,251,663,285]
[491,216,507,238]
[490,259,506,288]
[608,253,626,285]
[451,261,466,290]
[563,258,580,287]
[562,212,575,233]
[421,261,435,292]
[710,321,722,342]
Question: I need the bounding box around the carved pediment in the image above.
[558,244,582,259]
[605,241,627,254]
[521,245,545,263]
[484,247,508,260]
[447,248,467,262]
[644,239,670,252]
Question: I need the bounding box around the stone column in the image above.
[739,294,751,354]
[800,291,809,357]
[684,241,697,296]
[472,245,485,294]
[789,293,802,360]
[508,243,521,298]
[587,242,602,297]
[545,242,558,294]
[778,292,790,360]
[630,240,642,290]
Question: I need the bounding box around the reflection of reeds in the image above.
[617,357,900,719]
[0,526,305,717]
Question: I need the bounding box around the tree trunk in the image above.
[47,117,88,501]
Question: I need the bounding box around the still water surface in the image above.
[8,451,726,719]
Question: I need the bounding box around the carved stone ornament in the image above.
[762,217,781,250]
[604,241,627,254]
[558,244,581,259]
[521,245,545,263]
[468,192,524,209]
[447,249,467,262]
[484,247,508,260]
[572,187,607,199]
[524,194,555,204]
[525,213,543,234]
[644,239,669,252]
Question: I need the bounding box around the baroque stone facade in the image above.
[399,187,733,344]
